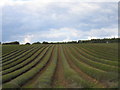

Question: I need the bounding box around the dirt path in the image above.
[22,45,55,88]
[63,45,106,88]
[52,45,66,88]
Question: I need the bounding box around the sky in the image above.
[1,0,119,44]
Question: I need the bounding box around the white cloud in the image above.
[1,0,27,6]
[69,3,100,14]
[30,27,80,42]
[88,36,97,40]
[87,27,118,39]
[45,28,78,38]
[21,34,34,44]
[17,27,118,43]
[2,1,118,43]
[1,0,119,7]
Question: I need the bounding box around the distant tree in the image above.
[78,40,82,43]
[42,41,48,44]
[78,38,120,43]
[49,42,54,44]
[25,42,31,45]
[13,41,20,45]
[32,42,41,44]
[2,41,20,45]
[67,41,78,44]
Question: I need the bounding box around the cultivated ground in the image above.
[1,43,119,88]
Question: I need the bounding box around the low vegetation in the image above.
[2,43,119,88]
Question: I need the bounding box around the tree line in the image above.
[1,38,120,45]
[1,41,20,45]
[78,38,120,43]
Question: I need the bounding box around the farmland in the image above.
[1,43,119,88]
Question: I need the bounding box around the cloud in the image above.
[1,0,119,8]
[87,27,118,39]
[20,34,34,44]
[16,27,117,43]
[2,1,118,43]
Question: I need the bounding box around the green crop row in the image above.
[0,45,34,63]
[87,46,118,59]
[2,44,44,60]
[67,46,119,73]
[2,45,22,56]
[2,44,119,88]
[62,45,105,88]
[2,45,52,83]
[1,48,39,71]
[3,45,54,88]
[73,45,118,66]
[71,45,118,67]
[77,44,118,61]
[64,46,118,81]
[87,44,118,54]
[75,44,116,58]
[23,45,58,88]
[2,45,38,64]
[60,45,101,88]
[84,46,119,61]
[75,44,118,61]
[2,45,33,57]
[2,47,39,68]
[2,46,46,75]
[2,45,35,60]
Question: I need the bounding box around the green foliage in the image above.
[60,45,100,88]
[2,43,119,88]
[24,45,58,88]
[2,41,20,45]
[68,46,118,72]
[2,46,44,75]
[3,45,53,88]
[64,47,118,81]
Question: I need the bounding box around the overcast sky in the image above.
[1,0,119,44]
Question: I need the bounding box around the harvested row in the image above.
[3,45,54,88]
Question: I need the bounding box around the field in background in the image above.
[1,43,119,88]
